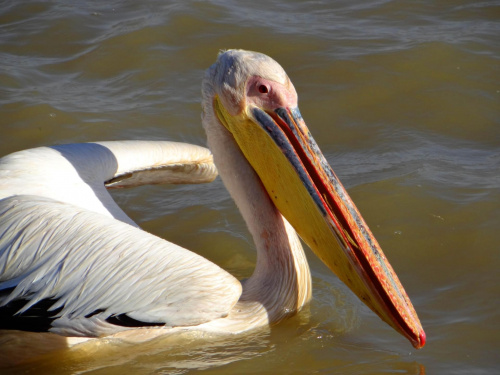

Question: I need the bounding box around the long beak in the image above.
[214,98,425,349]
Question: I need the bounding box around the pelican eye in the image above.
[258,84,269,94]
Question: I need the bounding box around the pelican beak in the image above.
[214,98,425,349]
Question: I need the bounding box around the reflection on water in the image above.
[1,0,499,374]
[3,328,273,374]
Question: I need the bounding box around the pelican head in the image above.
[202,50,425,349]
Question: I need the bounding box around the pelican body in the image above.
[0,50,425,349]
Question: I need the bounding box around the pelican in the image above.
[0,50,425,349]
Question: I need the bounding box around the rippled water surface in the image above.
[1,1,499,374]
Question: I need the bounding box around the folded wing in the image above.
[0,141,238,337]
[0,195,241,336]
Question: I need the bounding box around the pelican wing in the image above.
[0,195,241,336]
[103,141,217,188]
[0,141,217,226]
[0,141,237,336]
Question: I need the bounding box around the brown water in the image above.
[1,1,499,374]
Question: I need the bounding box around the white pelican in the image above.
[0,50,425,349]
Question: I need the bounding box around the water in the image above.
[1,0,499,373]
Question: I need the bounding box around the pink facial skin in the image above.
[246,76,298,113]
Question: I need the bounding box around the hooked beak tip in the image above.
[414,329,426,349]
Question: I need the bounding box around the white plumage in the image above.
[0,50,424,349]
[0,141,243,337]
[0,141,216,225]
[0,195,240,335]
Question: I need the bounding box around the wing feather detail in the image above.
[0,195,241,336]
